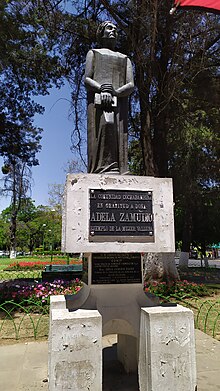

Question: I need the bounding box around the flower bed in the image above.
[144,279,211,300]
[0,279,82,306]
[4,258,81,271]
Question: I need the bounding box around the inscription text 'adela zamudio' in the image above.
[90,212,153,223]
[89,189,154,239]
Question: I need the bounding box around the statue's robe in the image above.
[87,48,129,174]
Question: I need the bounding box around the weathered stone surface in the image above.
[62,173,175,253]
[138,305,197,391]
[48,309,102,391]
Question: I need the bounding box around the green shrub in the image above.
[144,280,211,300]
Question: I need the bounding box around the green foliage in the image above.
[0,1,70,255]
[144,280,211,301]
[0,215,10,249]
[128,139,143,175]
[169,88,220,250]
[0,270,42,280]
[0,201,62,253]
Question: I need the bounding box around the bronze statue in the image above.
[85,21,134,174]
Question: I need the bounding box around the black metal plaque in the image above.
[91,253,142,284]
[89,189,154,242]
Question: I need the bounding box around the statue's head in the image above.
[96,21,118,46]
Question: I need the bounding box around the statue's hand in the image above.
[100,91,113,108]
[100,83,117,96]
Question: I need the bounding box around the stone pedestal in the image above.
[48,172,187,388]
[138,305,197,391]
[48,300,197,388]
[117,334,138,373]
[66,283,159,339]
[48,308,102,391]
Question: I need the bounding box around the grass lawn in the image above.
[180,288,220,341]
[0,255,80,270]
[0,255,70,270]
[0,255,81,279]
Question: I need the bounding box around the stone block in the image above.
[50,295,66,310]
[138,305,197,391]
[49,308,102,391]
[117,334,138,373]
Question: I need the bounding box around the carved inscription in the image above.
[89,189,154,242]
[92,253,142,284]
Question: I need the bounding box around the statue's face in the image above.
[102,22,118,40]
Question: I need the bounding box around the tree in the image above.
[56,2,218,174]
[35,0,219,281]
[48,159,85,214]
[171,129,219,265]
[1,1,218,278]
[0,0,66,157]
[1,201,62,254]
[168,66,220,265]
[48,183,65,215]
[1,161,35,257]
[0,214,10,251]
[0,1,68,256]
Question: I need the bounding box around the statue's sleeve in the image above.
[84,50,101,93]
[126,58,134,86]
[115,57,134,97]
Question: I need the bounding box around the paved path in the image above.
[175,257,220,269]
[0,330,220,390]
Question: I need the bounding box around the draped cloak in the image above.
[86,48,129,174]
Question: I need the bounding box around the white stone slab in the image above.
[48,308,102,391]
[50,295,66,310]
[138,305,197,391]
[62,173,175,253]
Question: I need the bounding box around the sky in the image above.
[0,83,81,212]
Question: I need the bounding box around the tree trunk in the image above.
[153,113,169,177]
[143,253,179,283]
[9,161,24,258]
[134,60,156,177]
[10,213,17,259]
[10,164,17,259]
[179,208,193,268]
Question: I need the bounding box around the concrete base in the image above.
[117,334,138,373]
[48,308,102,391]
[138,305,197,391]
[49,300,197,389]
[66,283,159,339]
[50,285,159,376]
